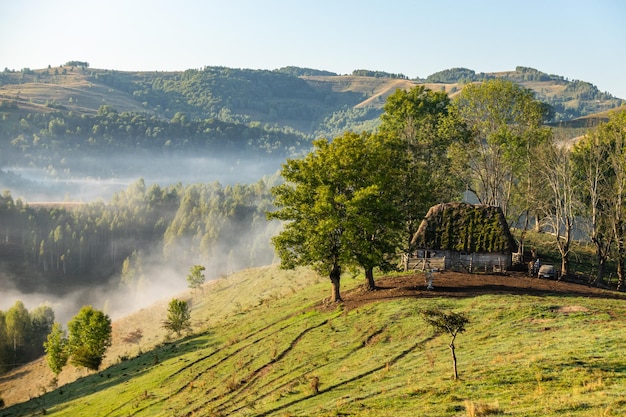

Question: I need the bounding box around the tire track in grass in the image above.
[253,335,436,417]
[223,324,390,415]
[162,309,313,387]
[116,311,328,416]
[188,314,342,416]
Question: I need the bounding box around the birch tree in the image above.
[534,140,581,279]
[599,111,626,290]
[452,79,550,220]
[571,126,613,286]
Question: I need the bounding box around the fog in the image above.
[0,151,285,325]
[2,153,285,202]
[0,260,187,325]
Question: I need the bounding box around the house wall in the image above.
[445,251,512,272]
[410,250,512,273]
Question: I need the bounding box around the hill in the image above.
[1,265,625,416]
[1,65,623,139]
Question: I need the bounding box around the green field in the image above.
[2,264,625,417]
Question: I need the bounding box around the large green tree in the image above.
[67,306,112,370]
[268,131,402,300]
[379,86,467,270]
[335,132,403,289]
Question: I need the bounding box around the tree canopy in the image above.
[268,131,404,300]
[379,85,468,269]
[66,306,112,370]
[451,78,552,217]
[162,299,192,336]
[187,265,206,290]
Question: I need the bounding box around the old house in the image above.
[410,202,517,273]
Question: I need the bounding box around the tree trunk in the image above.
[559,255,569,281]
[403,236,411,272]
[330,264,342,302]
[533,213,541,232]
[594,249,605,287]
[364,267,376,291]
[617,256,624,291]
[449,342,459,380]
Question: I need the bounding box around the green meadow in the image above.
[2,265,625,417]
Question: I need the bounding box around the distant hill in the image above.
[1,63,621,201]
[1,65,622,139]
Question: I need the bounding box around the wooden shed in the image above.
[410,202,518,273]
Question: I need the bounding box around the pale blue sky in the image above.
[2,0,625,98]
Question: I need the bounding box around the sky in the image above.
[1,0,625,98]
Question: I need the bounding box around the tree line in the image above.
[0,301,54,373]
[0,104,307,167]
[268,79,626,302]
[0,177,279,375]
[0,178,279,296]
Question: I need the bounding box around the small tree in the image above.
[44,323,68,377]
[162,299,191,336]
[67,306,112,370]
[421,308,469,380]
[186,265,206,290]
[5,301,31,362]
[31,305,55,357]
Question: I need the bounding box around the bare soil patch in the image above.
[336,270,626,311]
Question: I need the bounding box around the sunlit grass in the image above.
[3,265,625,416]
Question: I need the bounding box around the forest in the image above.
[1,64,626,375]
[0,178,280,373]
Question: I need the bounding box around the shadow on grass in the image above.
[0,334,214,417]
[254,335,436,417]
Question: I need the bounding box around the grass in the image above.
[1,263,625,417]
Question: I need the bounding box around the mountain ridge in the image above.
[1,65,622,139]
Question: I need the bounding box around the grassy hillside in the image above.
[0,68,148,116]
[2,265,625,417]
[1,66,622,140]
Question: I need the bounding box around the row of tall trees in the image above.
[269,79,626,300]
[0,301,54,373]
[571,110,626,289]
[1,105,306,167]
[0,178,279,296]
[0,178,279,374]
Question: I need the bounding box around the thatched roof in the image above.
[411,203,517,253]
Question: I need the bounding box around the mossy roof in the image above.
[411,202,517,253]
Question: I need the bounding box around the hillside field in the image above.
[1,265,625,416]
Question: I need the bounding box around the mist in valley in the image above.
[0,150,286,327]
[1,152,286,203]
